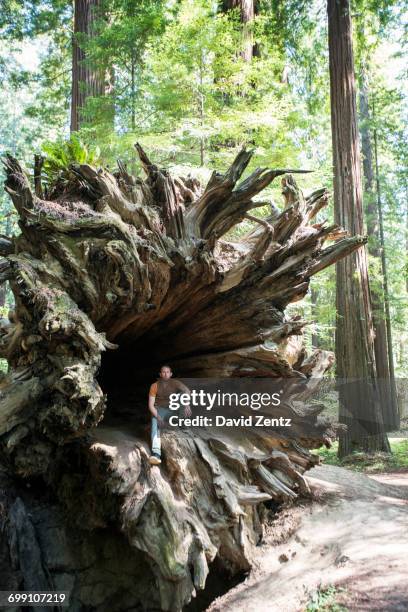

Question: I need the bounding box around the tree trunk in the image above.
[222,0,255,62]
[0,145,365,610]
[70,0,105,132]
[327,0,390,457]
[373,120,399,429]
[405,179,408,293]
[359,69,399,431]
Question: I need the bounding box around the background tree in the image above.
[354,2,401,430]
[359,68,399,429]
[82,0,166,132]
[71,0,107,132]
[221,0,256,62]
[327,0,390,456]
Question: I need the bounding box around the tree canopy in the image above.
[0,0,407,375]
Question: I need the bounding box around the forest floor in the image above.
[317,437,408,473]
[206,464,408,612]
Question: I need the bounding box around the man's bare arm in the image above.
[148,394,158,417]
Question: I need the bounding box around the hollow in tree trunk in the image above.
[0,145,365,610]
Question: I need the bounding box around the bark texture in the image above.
[327,0,390,457]
[71,0,105,132]
[359,71,398,430]
[0,145,364,610]
[222,0,255,62]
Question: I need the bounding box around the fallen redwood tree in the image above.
[0,146,364,611]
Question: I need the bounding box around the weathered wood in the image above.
[0,145,365,610]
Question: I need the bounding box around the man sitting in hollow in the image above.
[148,364,191,465]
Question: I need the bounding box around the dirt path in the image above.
[206,465,408,612]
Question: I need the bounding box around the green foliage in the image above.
[0,0,70,40]
[41,134,101,186]
[316,439,408,472]
[0,0,407,380]
[76,0,167,131]
[24,38,70,131]
[305,585,347,612]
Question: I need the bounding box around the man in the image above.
[148,365,191,465]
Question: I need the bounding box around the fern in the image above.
[41,134,101,187]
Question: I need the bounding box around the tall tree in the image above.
[327,0,390,457]
[373,114,400,421]
[222,0,255,61]
[406,183,408,293]
[71,0,106,132]
[359,65,399,430]
[85,0,165,132]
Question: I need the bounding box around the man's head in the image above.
[159,365,172,380]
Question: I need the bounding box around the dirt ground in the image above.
[206,465,408,612]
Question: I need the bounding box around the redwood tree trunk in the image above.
[359,69,399,431]
[373,120,399,429]
[222,0,255,62]
[70,0,105,132]
[327,0,390,457]
[405,179,408,295]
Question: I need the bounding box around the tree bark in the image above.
[222,0,255,62]
[373,120,399,429]
[0,145,365,609]
[359,69,399,430]
[327,0,390,457]
[70,0,105,132]
[406,182,408,293]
